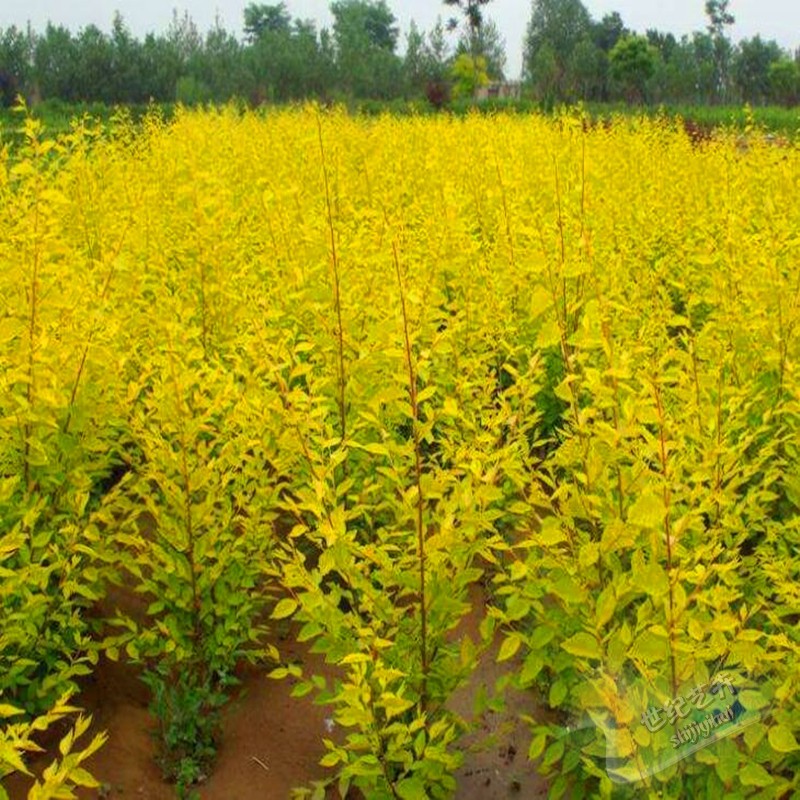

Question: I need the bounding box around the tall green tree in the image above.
[243,3,292,43]
[245,16,333,102]
[0,25,33,105]
[524,0,592,96]
[444,0,492,59]
[455,17,506,80]
[413,16,451,105]
[109,13,146,103]
[33,23,79,101]
[592,11,627,53]
[198,22,247,102]
[332,0,399,52]
[609,33,656,102]
[567,36,606,100]
[705,0,735,101]
[733,36,783,104]
[646,29,677,62]
[139,31,182,101]
[768,57,799,106]
[330,1,402,98]
[529,40,559,104]
[166,10,202,68]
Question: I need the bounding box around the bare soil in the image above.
[6,587,549,800]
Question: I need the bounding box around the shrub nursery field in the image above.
[1,106,799,799]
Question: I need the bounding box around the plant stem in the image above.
[392,241,428,708]
[316,114,348,459]
[23,162,42,497]
[653,381,678,698]
[494,154,515,271]
[63,219,132,436]
[166,343,204,680]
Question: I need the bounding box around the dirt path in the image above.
[6,588,550,800]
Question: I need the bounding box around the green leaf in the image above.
[739,762,774,787]
[579,542,599,569]
[535,320,561,349]
[268,667,289,680]
[549,679,568,707]
[339,653,371,665]
[271,598,298,620]
[600,519,637,555]
[381,694,414,721]
[396,776,427,799]
[69,767,100,788]
[319,751,340,768]
[739,689,769,711]
[291,682,315,699]
[542,737,565,768]
[595,585,615,630]
[628,489,666,528]
[561,632,601,660]
[768,725,799,753]
[528,733,547,760]
[632,726,651,747]
[0,741,30,775]
[629,628,667,663]
[363,442,390,457]
[497,634,522,662]
[539,517,568,546]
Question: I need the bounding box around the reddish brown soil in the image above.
[5,587,550,800]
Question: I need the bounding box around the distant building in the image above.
[475,81,522,102]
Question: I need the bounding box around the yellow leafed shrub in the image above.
[0,104,798,798]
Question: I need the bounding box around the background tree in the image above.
[109,13,146,103]
[196,21,248,102]
[523,0,592,97]
[705,0,735,102]
[32,23,78,101]
[567,36,605,100]
[768,57,799,106]
[443,0,492,59]
[419,17,452,107]
[166,10,202,66]
[646,29,677,63]
[330,0,402,99]
[449,52,489,99]
[2,1,798,109]
[139,30,182,101]
[404,20,427,93]
[0,25,33,105]
[73,25,114,103]
[243,3,291,43]
[455,17,506,80]
[592,11,627,54]
[733,36,783,104]
[528,41,559,105]
[246,16,333,103]
[609,34,656,102]
[644,29,678,103]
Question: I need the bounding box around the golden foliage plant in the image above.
[1,102,798,798]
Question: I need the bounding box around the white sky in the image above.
[1,1,798,79]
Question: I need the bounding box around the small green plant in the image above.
[102,331,280,790]
[143,670,228,798]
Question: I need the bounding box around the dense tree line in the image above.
[0,3,464,108]
[523,0,799,106]
[0,0,797,109]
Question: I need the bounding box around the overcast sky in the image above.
[1,1,798,79]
